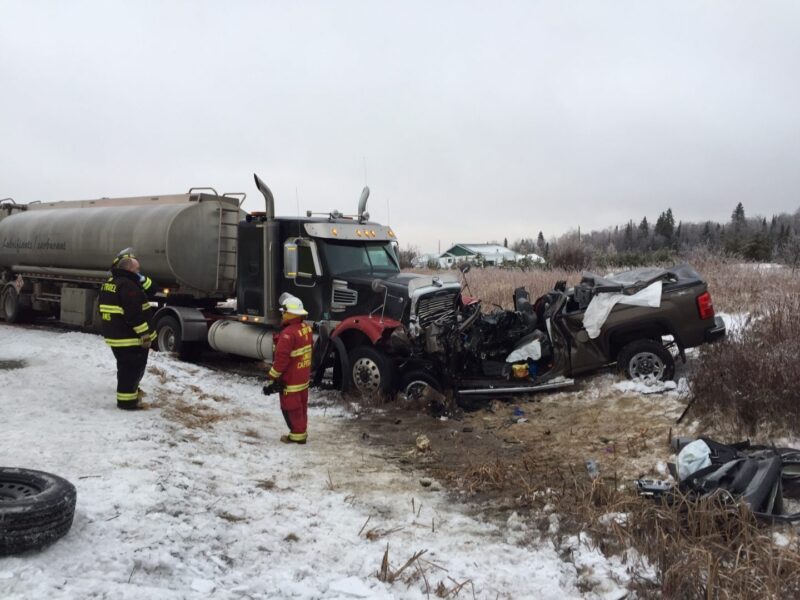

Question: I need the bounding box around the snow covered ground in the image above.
[0,326,633,599]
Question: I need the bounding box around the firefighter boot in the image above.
[280,434,307,444]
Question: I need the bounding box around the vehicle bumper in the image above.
[705,316,726,343]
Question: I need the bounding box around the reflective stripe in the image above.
[149,331,157,341]
[105,338,143,348]
[142,303,152,311]
[132,322,149,334]
[289,344,313,357]
[116,391,139,401]
[99,304,124,314]
[142,277,152,290]
[283,382,309,393]
[288,432,308,442]
[268,367,281,379]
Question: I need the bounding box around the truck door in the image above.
[282,238,325,321]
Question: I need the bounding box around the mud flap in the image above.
[310,330,350,394]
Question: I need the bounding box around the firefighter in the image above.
[99,248,157,410]
[263,293,313,444]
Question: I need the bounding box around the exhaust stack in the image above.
[358,186,370,223]
[253,173,275,219]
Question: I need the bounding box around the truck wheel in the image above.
[617,339,675,382]
[155,316,201,361]
[0,467,77,556]
[348,345,395,397]
[1,286,22,323]
[155,316,182,353]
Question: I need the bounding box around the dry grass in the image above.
[688,296,800,437]
[153,392,245,429]
[418,252,798,314]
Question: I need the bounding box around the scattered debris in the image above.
[637,437,800,523]
[585,459,600,480]
[415,434,431,452]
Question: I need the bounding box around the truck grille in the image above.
[332,285,358,309]
[416,291,458,327]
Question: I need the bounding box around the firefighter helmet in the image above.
[278,293,308,317]
[112,247,136,267]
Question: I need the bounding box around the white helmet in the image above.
[278,293,308,317]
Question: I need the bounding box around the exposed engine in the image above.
[405,283,552,384]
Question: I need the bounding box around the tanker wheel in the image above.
[348,345,395,398]
[155,316,201,361]
[1,286,23,324]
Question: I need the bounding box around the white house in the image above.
[439,243,522,267]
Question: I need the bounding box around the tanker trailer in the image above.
[0,190,244,358]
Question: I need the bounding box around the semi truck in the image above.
[0,175,463,396]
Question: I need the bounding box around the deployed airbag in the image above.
[583,281,663,339]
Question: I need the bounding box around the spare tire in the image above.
[0,467,77,556]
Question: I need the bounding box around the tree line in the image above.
[396,203,800,271]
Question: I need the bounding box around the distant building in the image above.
[410,253,441,269]
[439,243,522,267]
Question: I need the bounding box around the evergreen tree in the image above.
[654,209,675,241]
[622,221,633,250]
[732,203,746,229]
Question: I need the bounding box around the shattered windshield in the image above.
[321,240,400,276]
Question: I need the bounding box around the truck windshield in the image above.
[321,240,400,276]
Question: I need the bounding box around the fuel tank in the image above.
[0,193,243,295]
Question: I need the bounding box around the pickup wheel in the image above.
[399,370,442,401]
[617,339,675,382]
[348,345,395,397]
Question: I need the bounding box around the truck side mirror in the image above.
[459,262,471,274]
[284,241,298,280]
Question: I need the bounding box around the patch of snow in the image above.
[0,325,628,599]
[717,312,751,338]
[562,532,652,600]
[737,262,786,272]
[613,378,678,395]
[773,532,791,548]
[597,512,628,527]
[328,576,374,598]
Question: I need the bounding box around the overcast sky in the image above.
[2,1,799,252]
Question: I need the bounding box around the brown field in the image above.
[415,253,798,314]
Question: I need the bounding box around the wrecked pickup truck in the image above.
[380,263,726,405]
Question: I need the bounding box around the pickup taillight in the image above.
[696,291,715,320]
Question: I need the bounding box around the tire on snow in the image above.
[155,315,201,361]
[0,467,77,556]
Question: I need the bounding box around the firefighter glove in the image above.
[140,335,152,349]
[262,380,285,395]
